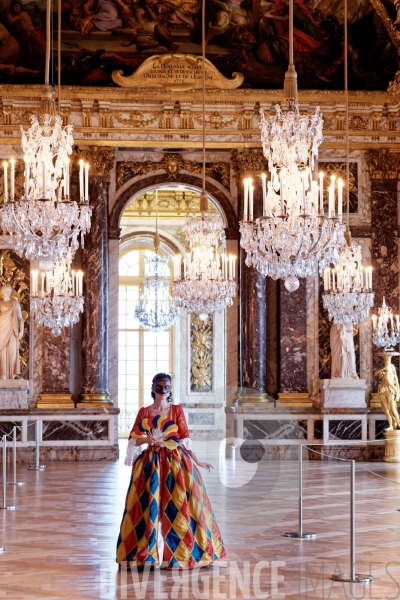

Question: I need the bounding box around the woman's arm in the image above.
[176,406,213,471]
[184,448,213,472]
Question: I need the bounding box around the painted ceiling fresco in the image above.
[0,0,398,89]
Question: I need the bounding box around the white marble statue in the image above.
[330,322,358,379]
[0,285,24,379]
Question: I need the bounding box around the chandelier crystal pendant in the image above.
[322,237,374,324]
[0,0,92,271]
[30,260,84,337]
[371,297,400,352]
[171,0,237,314]
[239,0,345,292]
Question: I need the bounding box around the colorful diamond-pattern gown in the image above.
[116,404,226,569]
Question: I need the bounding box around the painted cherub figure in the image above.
[376,353,400,430]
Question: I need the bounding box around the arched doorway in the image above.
[110,179,237,442]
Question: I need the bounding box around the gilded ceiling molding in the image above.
[116,155,230,189]
[368,0,400,53]
[73,146,114,182]
[231,149,267,178]
[366,149,400,180]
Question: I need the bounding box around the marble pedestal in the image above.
[383,429,400,462]
[0,379,28,409]
[320,379,367,409]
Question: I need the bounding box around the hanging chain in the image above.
[344,0,350,232]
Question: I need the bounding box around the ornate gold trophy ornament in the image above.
[190,315,212,393]
[375,352,400,462]
[112,54,244,91]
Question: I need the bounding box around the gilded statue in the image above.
[376,353,400,430]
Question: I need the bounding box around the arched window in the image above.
[118,246,174,436]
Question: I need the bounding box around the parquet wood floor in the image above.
[1,441,400,599]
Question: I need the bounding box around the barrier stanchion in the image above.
[28,422,45,471]
[331,460,373,584]
[284,444,317,539]
[1,436,16,511]
[7,427,24,486]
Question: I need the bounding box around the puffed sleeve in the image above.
[124,407,147,466]
[175,405,192,451]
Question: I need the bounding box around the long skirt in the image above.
[116,446,226,569]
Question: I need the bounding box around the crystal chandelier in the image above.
[322,237,374,324]
[372,297,400,352]
[319,6,374,325]
[31,259,84,336]
[171,0,237,313]
[135,197,179,332]
[239,0,345,292]
[0,0,92,271]
[135,251,179,333]
[172,235,237,314]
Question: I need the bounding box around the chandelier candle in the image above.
[10,158,15,200]
[3,162,7,201]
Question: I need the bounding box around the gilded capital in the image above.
[231,149,267,178]
[74,146,115,182]
[366,149,400,180]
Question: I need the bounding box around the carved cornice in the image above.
[366,149,400,180]
[116,155,230,189]
[231,149,267,178]
[74,146,114,181]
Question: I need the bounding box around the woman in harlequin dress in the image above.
[116,372,226,569]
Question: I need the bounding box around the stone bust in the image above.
[0,285,24,380]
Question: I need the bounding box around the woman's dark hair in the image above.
[150,372,173,402]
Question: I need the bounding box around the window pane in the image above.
[143,345,156,361]
[143,361,157,375]
[126,374,139,389]
[126,361,139,375]
[119,250,139,276]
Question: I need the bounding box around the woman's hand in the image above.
[146,435,159,447]
[197,461,213,472]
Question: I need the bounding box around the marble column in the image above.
[240,177,267,392]
[241,248,267,391]
[76,147,114,407]
[366,150,400,387]
[37,328,74,408]
[231,150,273,396]
[279,279,308,393]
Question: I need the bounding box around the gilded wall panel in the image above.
[190,315,213,393]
